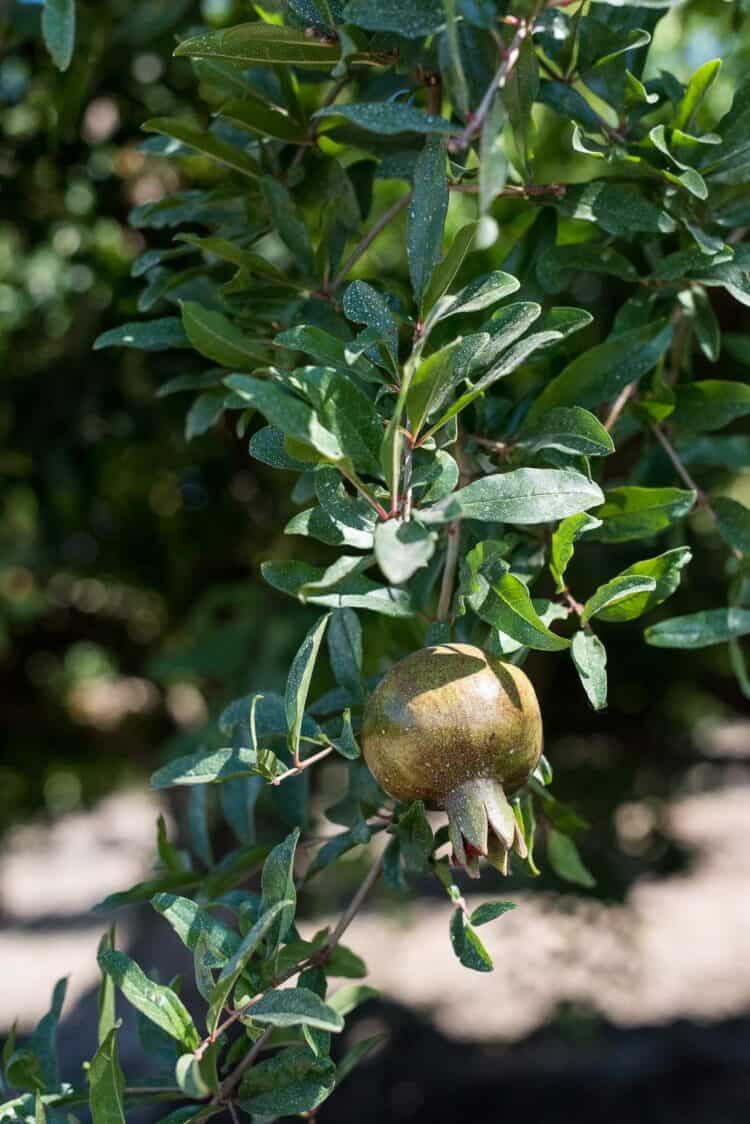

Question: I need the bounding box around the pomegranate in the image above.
[362,643,543,876]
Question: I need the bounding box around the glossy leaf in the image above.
[590,486,696,543]
[176,23,342,66]
[571,631,608,711]
[594,547,692,622]
[286,614,330,759]
[421,468,604,525]
[97,952,199,1051]
[374,520,436,584]
[88,1029,126,1124]
[547,830,595,888]
[549,512,602,592]
[713,497,750,556]
[42,0,75,71]
[523,321,672,424]
[581,575,656,625]
[671,380,750,433]
[317,102,457,136]
[409,136,449,305]
[143,118,260,178]
[515,407,614,457]
[645,608,750,649]
[181,303,266,369]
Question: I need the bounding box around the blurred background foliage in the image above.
[1,0,749,908]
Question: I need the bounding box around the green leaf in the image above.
[389,801,434,872]
[327,609,363,700]
[218,96,307,143]
[713,497,750,556]
[286,614,330,759]
[590,486,696,543]
[29,978,67,1089]
[334,1034,387,1087]
[470,901,516,926]
[671,380,750,433]
[516,407,614,458]
[449,911,493,972]
[250,427,317,471]
[42,0,75,70]
[409,136,449,306]
[94,872,201,911]
[422,467,604,525]
[523,321,672,424]
[374,519,435,584]
[93,318,190,352]
[645,608,750,649]
[143,119,260,179]
[582,575,657,625]
[262,559,413,616]
[260,179,315,277]
[594,547,693,622]
[151,895,241,962]
[97,952,199,1051]
[571,631,608,711]
[175,1055,209,1100]
[175,23,342,66]
[342,281,399,365]
[261,828,300,955]
[342,0,445,36]
[180,303,266,369]
[275,325,377,380]
[239,1046,335,1116]
[422,222,478,314]
[300,368,384,476]
[97,930,117,1047]
[434,271,520,322]
[503,34,539,181]
[88,1029,125,1124]
[470,569,570,651]
[539,243,638,294]
[225,374,343,461]
[675,58,721,131]
[558,183,675,237]
[424,329,562,437]
[185,392,225,441]
[317,102,457,136]
[479,93,508,216]
[547,830,595,888]
[207,901,292,1033]
[176,235,293,286]
[407,339,463,435]
[549,512,602,592]
[151,748,274,788]
[248,988,344,1032]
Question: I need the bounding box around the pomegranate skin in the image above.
[361,643,543,806]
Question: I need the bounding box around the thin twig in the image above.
[449,181,566,198]
[219,1027,275,1105]
[328,193,412,294]
[125,1087,187,1097]
[649,423,743,561]
[604,384,636,432]
[649,423,704,496]
[449,8,539,152]
[325,849,385,948]
[271,745,335,786]
[437,523,461,622]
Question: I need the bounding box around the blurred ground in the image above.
[1,758,748,1048]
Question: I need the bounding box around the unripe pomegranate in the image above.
[362,643,543,877]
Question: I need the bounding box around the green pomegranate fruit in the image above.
[362,643,543,877]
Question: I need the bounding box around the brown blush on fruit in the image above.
[361,643,543,877]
